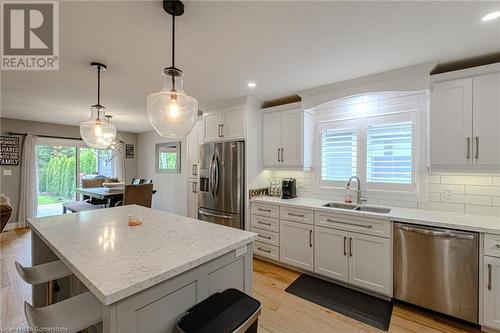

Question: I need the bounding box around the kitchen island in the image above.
[28,205,257,333]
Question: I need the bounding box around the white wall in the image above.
[138,131,187,216]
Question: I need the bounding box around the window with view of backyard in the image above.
[37,145,113,217]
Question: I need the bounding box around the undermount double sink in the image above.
[322,202,392,214]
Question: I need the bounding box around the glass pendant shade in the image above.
[147,69,198,138]
[80,107,117,149]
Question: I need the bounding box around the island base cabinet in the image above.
[280,220,313,271]
[349,233,391,296]
[107,246,253,333]
[484,256,500,330]
[314,226,349,282]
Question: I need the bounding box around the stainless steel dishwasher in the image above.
[393,222,479,323]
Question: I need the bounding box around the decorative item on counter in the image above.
[344,187,353,203]
[268,180,282,197]
[128,214,143,227]
[102,177,125,190]
[249,188,268,199]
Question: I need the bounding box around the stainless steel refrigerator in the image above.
[198,141,245,229]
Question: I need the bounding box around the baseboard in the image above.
[482,326,500,333]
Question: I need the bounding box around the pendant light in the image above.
[80,62,117,148]
[147,0,198,138]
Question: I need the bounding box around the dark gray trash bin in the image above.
[176,288,261,333]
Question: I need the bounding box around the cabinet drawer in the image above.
[251,227,279,246]
[251,203,279,218]
[253,241,279,260]
[280,206,313,224]
[485,234,500,258]
[251,214,279,232]
[315,211,390,238]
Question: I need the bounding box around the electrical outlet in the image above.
[444,188,453,200]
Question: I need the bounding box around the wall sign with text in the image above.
[0,136,20,165]
[125,144,134,158]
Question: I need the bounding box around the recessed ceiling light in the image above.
[247,82,256,88]
[482,11,500,22]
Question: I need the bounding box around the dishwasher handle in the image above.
[395,224,475,240]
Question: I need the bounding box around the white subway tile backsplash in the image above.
[440,175,492,186]
[493,197,500,207]
[442,193,492,206]
[428,184,465,194]
[466,186,500,196]
[428,192,441,202]
[493,177,500,186]
[465,205,500,216]
[428,175,441,184]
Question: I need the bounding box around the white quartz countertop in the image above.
[251,196,500,234]
[28,205,257,305]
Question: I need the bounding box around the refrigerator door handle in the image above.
[209,155,216,196]
[214,155,220,195]
[198,208,236,220]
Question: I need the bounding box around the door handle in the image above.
[218,124,222,138]
[343,236,347,256]
[277,148,280,162]
[257,208,272,213]
[257,247,271,254]
[488,263,492,291]
[257,221,271,226]
[198,209,236,220]
[192,182,197,193]
[288,213,304,218]
[258,234,272,240]
[396,224,475,239]
[466,137,471,159]
[349,237,353,257]
[309,230,313,247]
[221,124,224,138]
[192,164,197,176]
[281,147,284,162]
[475,136,479,159]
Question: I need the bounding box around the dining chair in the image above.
[62,178,106,214]
[123,184,153,208]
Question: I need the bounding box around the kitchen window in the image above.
[320,112,417,193]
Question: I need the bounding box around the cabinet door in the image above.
[279,220,313,271]
[222,107,245,140]
[348,232,391,295]
[484,256,500,330]
[314,226,349,282]
[262,112,283,167]
[281,109,303,166]
[186,122,201,178]
[186,180,198,219]
[473,73,500,167]
[204,113,223,142]
[430,79,473,166]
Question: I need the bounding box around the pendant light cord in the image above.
[97,65,101,120]
[172,14,175,68]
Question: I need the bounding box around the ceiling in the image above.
[2,1,499,133]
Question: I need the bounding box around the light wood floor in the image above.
[1,228,481,332]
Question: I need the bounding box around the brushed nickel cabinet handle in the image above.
[258,208,272,212]
[192,182,197,193]
[288,213,305,218]
[277,148,280,162]
[475,136,479,159]
[218,124,222,138]
[281,147,284,162]
[488,263,492,291]
[257,221,271,226]
[309,230,313,247]
[466,137,471,159]
[257,247,271,253]
[221,124,224,138]
[349,237,353,257]
[259,234,272,240]
[192,164,197,176]
[343,236,347,256]
[326,219,373,228]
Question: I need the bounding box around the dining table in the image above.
[75,186,157,207]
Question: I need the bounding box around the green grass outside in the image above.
[38,195,62,205]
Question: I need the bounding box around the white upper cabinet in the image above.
[187,121,202,179]
[472,73,500,166]
[431,78,473,167]
[261,103,313,170]
[203,106,245,142]
[430,73,500,170]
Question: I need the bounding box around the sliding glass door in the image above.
[36,140,116,217]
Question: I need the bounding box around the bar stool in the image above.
[24,291,102,333]
[15,260,72,305]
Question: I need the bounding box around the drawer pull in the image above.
[488,263,492,291]
[257,221,272,226]
[496,244,500,249]
[349,237,353,257]
[259,234,272,240]
[288,213,305,218]
[326,218,373,228]
[257,247,271,253]
[343,236,347,256]
[258,208,272,213]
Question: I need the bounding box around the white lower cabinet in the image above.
[484,256,500,330]
[314,226,349,282]
[280,220,314,271]
[348,232,391,295]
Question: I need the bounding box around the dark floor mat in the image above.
[285,274,393,331]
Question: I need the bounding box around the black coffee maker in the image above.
[282,178,297,199]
